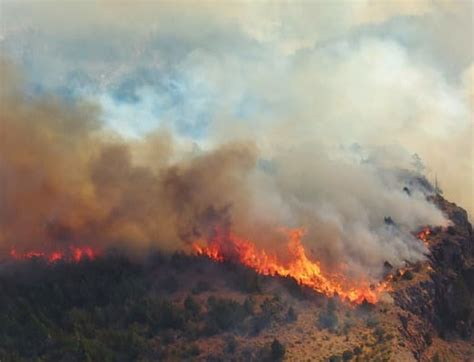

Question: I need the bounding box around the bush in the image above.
[244,296,256,315]
[447,226,456,235]
[342,350,353,361]
[402,270,414,281]
[318,311,338,331]
[327,299,337,313]
[287,306,297,323]
[186,343,201,357]
[160,275,179,293]
[170,252,189,271]
[192,280,211,294]
[342,319,354,335]
[366,315,380,328]
[157,300,185,330]
[184,295,201,317]
[399,314,409,330]
[225,335,238,354]
[374,326,386,342]
[250,296,283,334]
[207,297,246,331]
[261,296,282,318]
[271,338,286,361]
[235,270,262,293]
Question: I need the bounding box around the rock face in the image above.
[394,195,474,345]
[429,195,474,339]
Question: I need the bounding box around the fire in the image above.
[417,227,431,246]
[71,246,95,262]
[9,245,98,263]
[193,228,389,304]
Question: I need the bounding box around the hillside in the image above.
[0,196,472,362]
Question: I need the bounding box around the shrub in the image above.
[160,275,179,293]
[366,315,380,328]
[270,338,286,361]
[287,306,297,323]
[250,296,283,334]
[157,300,185,330]
[170,252,189,270]
[402,270,414,281]
[207,297,246,331]
[447,226,456,235]
[236,270,262,293]
[318,311,338,331]
[192,280,211,295]
[244,296,256,315]
[342,319,354,335]
[342,350,353,361]
[374,326,386,342]
[186,343,201,357]
[399,314,409,330]
[357,299,375,314]
[225,335,238,354]
[327,299,337,313]
[353,346,362,355]
[261,297,281,317]
[184,295,201,317]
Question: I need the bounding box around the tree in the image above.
[184,295,201,317]
[207,297,245,331]
[244,296,256,315]
[342,350,353,361]
[411,153,425,174]
[286,306,297,323]
[270,338,286,361]
[318,299,339,331]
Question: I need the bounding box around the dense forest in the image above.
[0,253,292,361]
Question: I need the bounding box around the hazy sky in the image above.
[0,0,472,214]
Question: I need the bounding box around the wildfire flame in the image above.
[193,228,389,304]
[9,246,97,263]
[417,227,431,246]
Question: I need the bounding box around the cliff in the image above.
[393,195,474,360]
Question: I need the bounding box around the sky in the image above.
[0,1,472,269]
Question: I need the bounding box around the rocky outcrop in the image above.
[429,196,474,339]
[394,195,474,342]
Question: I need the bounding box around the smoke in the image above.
[0,59,258,254]
[2,1,471,217]
[0,59,449,281]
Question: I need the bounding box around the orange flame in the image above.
[417,227,431,246]
[193,228,389,304]
[9,245,98,263]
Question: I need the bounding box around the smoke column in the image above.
[0,59,449,283]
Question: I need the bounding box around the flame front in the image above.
[193,228,388,304]
[9,246,98,263]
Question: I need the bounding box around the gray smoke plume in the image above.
[0,59,449,282]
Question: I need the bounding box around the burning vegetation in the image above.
[193,227,389,304]
[3,224,433,305]
[9,245,97,263]
[417,227,431,247]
